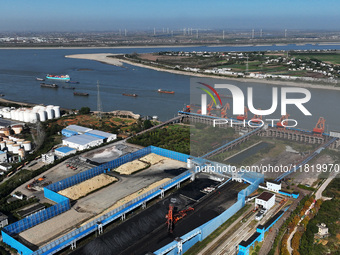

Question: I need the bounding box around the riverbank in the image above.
[65,53,340,91]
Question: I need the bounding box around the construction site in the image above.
[1,97,339,255]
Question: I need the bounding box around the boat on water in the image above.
[46,74,70,81]
[36,77,45,81]
[0,94,4,97]
[66,81,79,84]
[158,89,174,94]
[40,83,58,88]
[74,92,89,96]
[122,93,138,97]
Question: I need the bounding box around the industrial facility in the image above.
[0,105,61,123]
[61,125,117,151]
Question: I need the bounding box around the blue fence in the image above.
[2,146,192,255]
[154,175,264,255]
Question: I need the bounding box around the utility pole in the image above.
[97,81,103,119]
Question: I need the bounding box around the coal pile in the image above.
[71,178,245,255]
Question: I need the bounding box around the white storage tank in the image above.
[23,141,32,151]
[38,110,47,122]
[23,110,31,122]
[7,141,14,152]
[46,106,54,120]
[12,144,20,154]
[18,110,24,121]
[18,148,25,159]
[53,106,61,118]
[0,142,5,150]
[17,139,25,145]
[10,110,16,120]
[12,125,23,134]
[30,112,38,123]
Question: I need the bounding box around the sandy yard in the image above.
[140,153,168,165]
[58,174,117,200]
[80,178,171,226]
[115,159,149,175]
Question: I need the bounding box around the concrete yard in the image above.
[18,156,187,248]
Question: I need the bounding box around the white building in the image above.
[41,153,55,164]
[62,134,103,151]
[0,163,11,171]
[64,125,93,135]
[266,181,282,193]
[255,192,275,210]
[317,223,329,238]
[0,151,7,163]
[0,212,8,228]
[84,130,117,142]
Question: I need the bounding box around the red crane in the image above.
[207,100,214,115]
[313,117,325,135]
[166,204,174,233]
[251,109,262,123]
[237,107,248,121]
[276,114,289,128]
[166,205,194,233]
[220,103,230,118]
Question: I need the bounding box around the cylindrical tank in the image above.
[3,112,10,119]
[46,106,54,120]
[18,110,24,122]
[1,128,10,136]
[10,110,16,120]
[18,148,25,159]
[12,125,23,134]
[23,110,31,122]
[16,139,25,145]
[10,136,19,142]
[12,144,20,154]
[7,141,14,152]
[38,110,47,122]
[23,141,32,151]
[0,142,5,150]
[30,112,38,123]
[53,106,61,118]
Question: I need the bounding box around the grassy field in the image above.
[291,53,340,65]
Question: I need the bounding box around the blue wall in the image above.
[2,146,192,255]
[1,231,33,255]
[154,177,264,255]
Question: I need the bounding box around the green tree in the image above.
[79,107,91,115]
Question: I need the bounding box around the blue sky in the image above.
[0,0,339,31]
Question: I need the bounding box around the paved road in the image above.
[315,172,337,200]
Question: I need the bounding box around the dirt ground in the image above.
[58,174,117,200]
[253,151,304,180]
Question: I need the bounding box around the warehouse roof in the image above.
[55,146,76,154]
[64,134,101,145]
[65,125,92,133]
[85,130,115,139]
[257,192,275,202]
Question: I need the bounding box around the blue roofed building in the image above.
[61,129,78,137]
[54,146,77,157]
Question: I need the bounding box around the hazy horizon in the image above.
[1,0,340,32]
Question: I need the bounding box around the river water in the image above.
[0,44,340,130]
